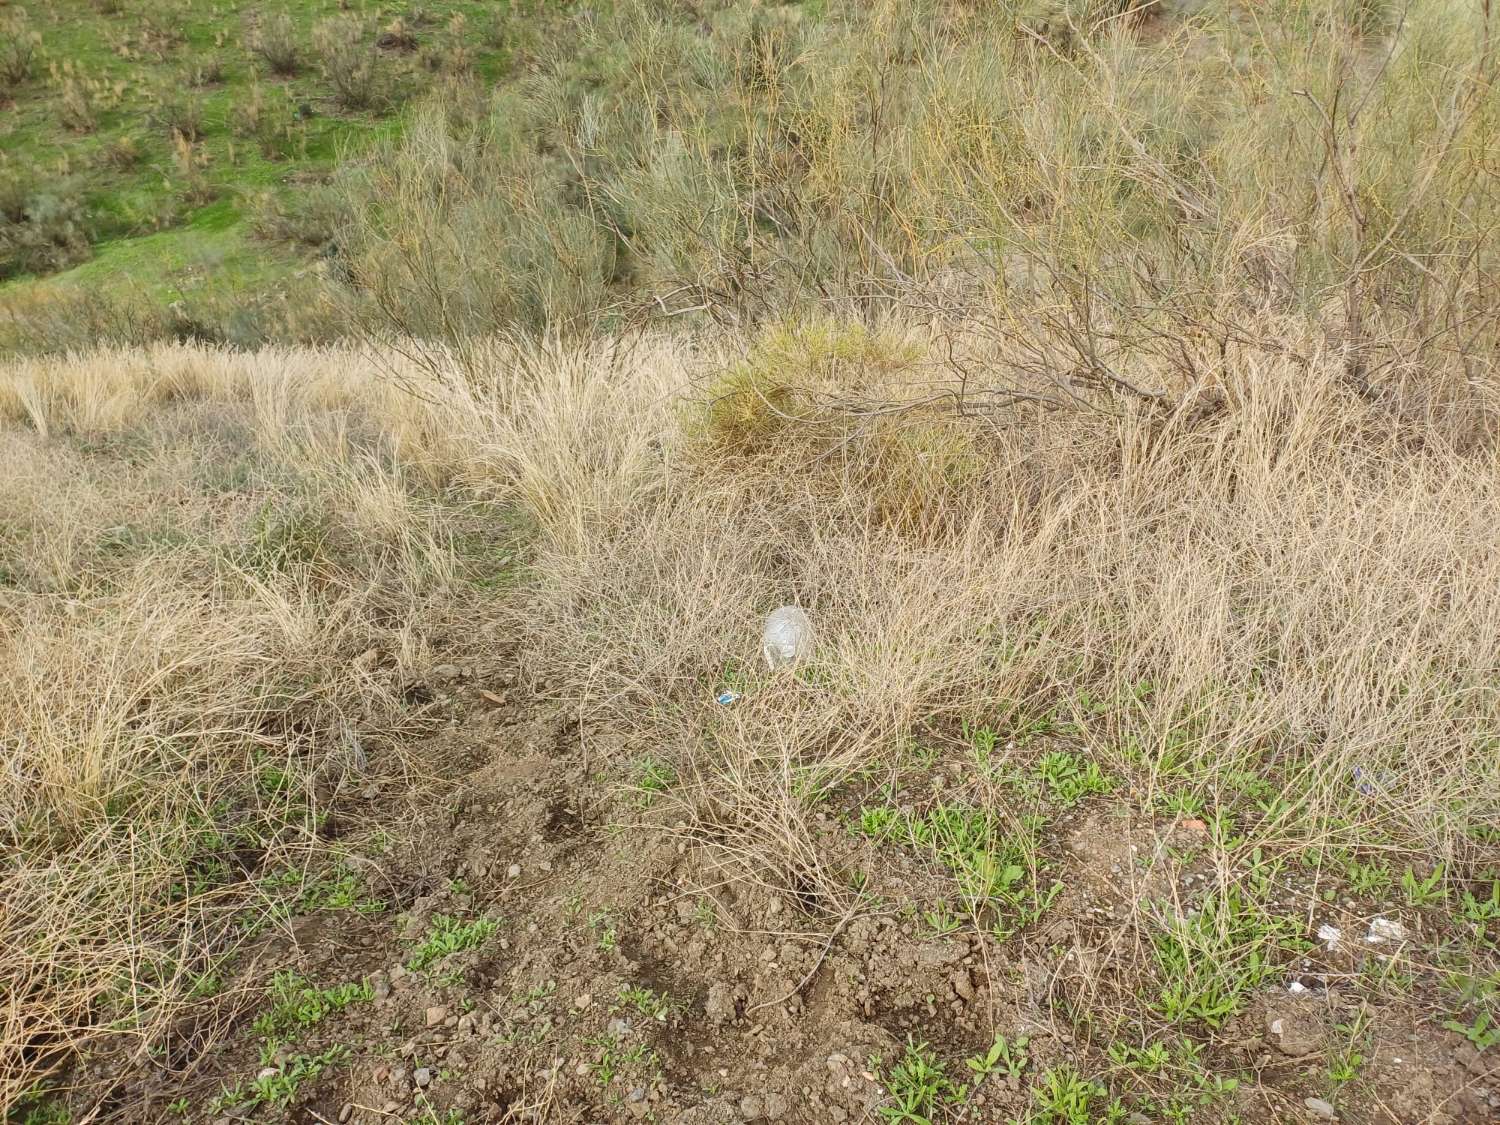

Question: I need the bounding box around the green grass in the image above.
[214,1044,348,1113]
[0,0,518,311]
[251,970,372,1057]
[406,913,498,971]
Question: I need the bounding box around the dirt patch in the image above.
[54,658,1495,1124]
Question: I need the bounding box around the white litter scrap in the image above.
[1317,924,1343,952]
[1288,981,1308,995]
[1366,916,1407,944]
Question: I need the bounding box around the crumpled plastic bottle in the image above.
[761,606,813,669]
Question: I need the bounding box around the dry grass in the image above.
[0,344,510,1109]
[492,316,1500,1050]
[4,315,1500,1110]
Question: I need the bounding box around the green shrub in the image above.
[0,180,92,281]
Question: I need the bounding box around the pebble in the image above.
[338,1106,353,1124]
[256,1067,278,1081]
[627,1087,646,1103]
[575,992,592,1010]
[414,1067,433,1088]
[508,863,522,878]
[1304,1097,1336,1119]
[432,663,462,682]
[425,1005,449,1028]
[740,1094,765,1119]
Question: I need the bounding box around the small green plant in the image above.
[1460,879,1500,938]
[1028,1066,1106,1124]
[1036,751,1112,808]
[1346,858,1393,896]
[634,756,675,806]
[1152,888,1292,1027]
[407,915,499,971]
[858,804,900,839]
[587,1032,658,1087]
[1328,1009,1371,1087]
[251,971,372,1053]
[1444,1010,1500,1051]
[877,1039,962,1124]
[215,1045,348,1111]
[923,900,963,935]
[1402,864,1448,907]
[965,1033,1029,1083]
[1108,1040,1171,1074]
[588,910,618,952]
[618,984,676,1021]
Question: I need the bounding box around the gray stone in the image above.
[414,1067,433,1088]
[1304,1097,1336,1120]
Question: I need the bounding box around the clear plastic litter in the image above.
[1316,924,1342,951]
[761,606,813,669]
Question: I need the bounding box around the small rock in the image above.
[740,1094,765,1119]
[414,1067,433,1088]
[575,992,592,1010]
[950,970,974,1002]
[371,974,391,1002]
[607,1017,632,1036]
[1304,1097,1336,1119]
[508,863,522,878]
[432,663,462,683]
[763,1093,789,1119]
[627,1087,646,1103]
[256,1067,278,1081]
[425,1005,449,1028]
[338,1106,353,1124]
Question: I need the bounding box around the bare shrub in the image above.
[247,182,344,247]
[58,76,98,133]
[248,9,300,77]
[313,15,386,112]
[149,85,205,141]
[0,11,41,90]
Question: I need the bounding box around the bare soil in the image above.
[77,632,1494,1125]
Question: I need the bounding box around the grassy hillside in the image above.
[0,0,527,338]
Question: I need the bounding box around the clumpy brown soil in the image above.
[88,651,1497,1125]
